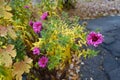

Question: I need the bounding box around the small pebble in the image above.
[81,62,85,65]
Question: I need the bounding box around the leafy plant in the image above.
[37,0,77,15]
[0,1,33,80]
[30,11,92,79]
[10,0,31,24]
[0,0,103,80]
[62,0,77,9]
[0,0,13,20]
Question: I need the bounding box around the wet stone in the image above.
[80,55,107,80]
[92,71,108,80]
[109,67,120,80]
[103,35,115,44]
[103,54,120,73]
[86,16,120,33]
[105,41,120,57]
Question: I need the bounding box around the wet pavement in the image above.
[80,16,120,80]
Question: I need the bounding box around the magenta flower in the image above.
[87,31,104,47]
[33,21,42,33]
[32,47,40,55]
[29,20,33,27]
[40,12,48,20]
[24,5,29,9]
[38,56,48,68]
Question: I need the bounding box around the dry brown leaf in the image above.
[5,44,16,57]
[12,56,33,80]
[0,0,4,5]
[0,26,17,39]
[8,26,17,40]
[0,25,8,37]
[0,45,16,67]
[0,53,12,67]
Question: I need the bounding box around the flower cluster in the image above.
[29,12,48,33]
[0,0,105,79]
[31,12,49,68]
[32,46,48,68]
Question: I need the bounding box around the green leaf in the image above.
[0,65,12,80]
[10,38,26,61]
[88,49,100,57]
[0,66,7,76]
[71,43,79,51]
[48,53,61,70]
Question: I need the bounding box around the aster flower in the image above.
[40,12,48,20]
[38,56,48,68]
[33,21,42,33]
[87,31,104,47]
[29,20,33,27]
[24,5,29,9]
[32,47,40,55]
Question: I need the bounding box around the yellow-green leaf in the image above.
[8,26,17,40]
[0,45,16,67]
